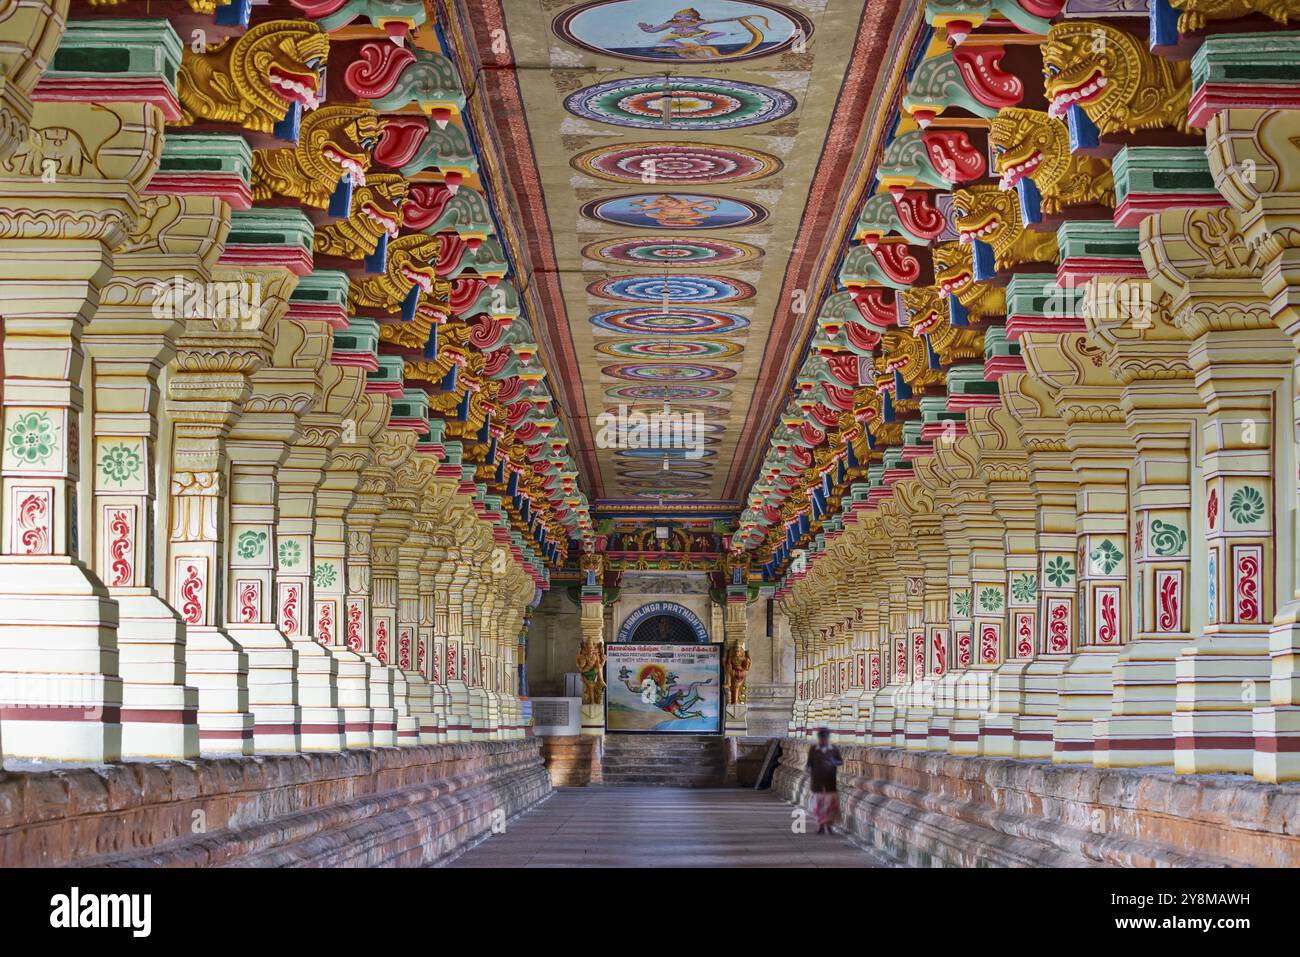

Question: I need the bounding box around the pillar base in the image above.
[178,625,254,757]
[1173,631,1269,774]
[1052,648,1120,764]
[112,592,200,760]
[580,701,605,737]
[0,560,124,763]
[1252,706,1300,782]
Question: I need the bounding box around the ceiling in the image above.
[447,0,918,520]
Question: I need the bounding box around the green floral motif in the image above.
[278,540,302,568]
[236,530,267,560]
[1011,574,1038,603]
[6,411,56,465]
[952,590,972,617]
[1149,519,1187,556]
[1044,556,1075,588]
[313,562,337,589]
[1229,486,1265,525]
[978,587,1003,613]
[1090,539,1124,575]
[99,443,143,486]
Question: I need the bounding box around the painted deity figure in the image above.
[630,194,721,227]
[576,640,606,704]
[637,8,772,60]
[616,666,712,719]
[725,643,752,705]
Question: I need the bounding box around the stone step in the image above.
[602,781,726,787]
[601,768,726,778]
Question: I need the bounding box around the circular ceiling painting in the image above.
[554,0,813,64]
[602,362,737,382]
[572,142,782,185]
[590,307,750,335]
[616,447,717,461]
[582,193,767,230]
[564,76,795,130]
[607,384,729,402]
[595,337,745,360]
[618,466,714,482]
[589,274,755,304]
[583,237,762,267]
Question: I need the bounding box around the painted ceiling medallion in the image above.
[595,337,745,359]
[572,142,782,185]
[582,236,762,267]
[589,274,755,304]
[564,75,795,130]
[607,384,729,401]
[582,193,767,229]
[616,447,718,460]
[602,362,737,382]
[554,0,812,63]
[618,466,714,482]
[590,307,750,335]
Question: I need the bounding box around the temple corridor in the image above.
[449,787,896,868]
[3,0,1300,892]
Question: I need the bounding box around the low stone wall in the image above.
[0,739,551,867]
[773,739,1300,867]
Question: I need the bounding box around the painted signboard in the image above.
[604,642,723,734]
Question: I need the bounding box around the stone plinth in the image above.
[0,739,550,867]
[773,739,1300,867]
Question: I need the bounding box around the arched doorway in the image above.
[628,613,698,644]
[614,601,709,643]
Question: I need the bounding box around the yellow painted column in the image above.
[84,194,232,760]
[0,97,162,762]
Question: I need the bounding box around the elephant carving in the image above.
[6,127,89,177]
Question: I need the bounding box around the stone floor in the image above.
[449,786,898,867]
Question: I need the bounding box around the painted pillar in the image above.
[0,99,161,762]
[578,577,606,738]
[1092,284,1201,769]
[221,262,318,754]
[84,190,236,760]
[309,366,377,748]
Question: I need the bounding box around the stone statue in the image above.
[723,551,750,587]
[580,551,605,588]
[576,639,606,705]
[725,643,752,705]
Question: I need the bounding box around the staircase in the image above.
[601,734,731,787]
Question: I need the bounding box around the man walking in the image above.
[806,727,843,834]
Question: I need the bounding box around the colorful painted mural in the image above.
[582,193,767,229]
[582,237,763,267]
[555,0,812,63]
[572,142,782,184]
[564,75,796,129]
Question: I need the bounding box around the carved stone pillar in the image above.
[0,98,161,761]
[973,410,1037,758]
[84,190,235,760]
[444,542,475,742]
[314,387,383,748]
[222,264,332,754]
[577,571,606,738]
[1085,278,1201,769]
[372,452,422,746]
[1204,102,1300,781]
[1140,207,1294,774]
[723,583,750,736]
[1004,368,1077,758]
